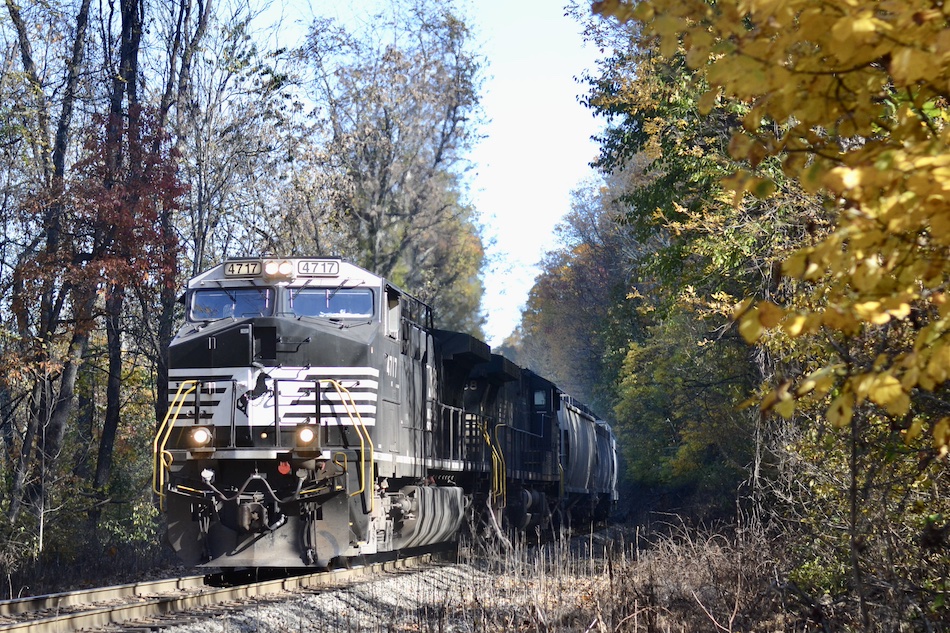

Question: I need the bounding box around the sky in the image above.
[467,2,604,346]
[271,0,605,346]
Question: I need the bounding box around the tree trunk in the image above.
[94,288,124,491]
[40,290,97,470]
[153,0,210,427]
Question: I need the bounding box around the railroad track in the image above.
[0,552,443,632]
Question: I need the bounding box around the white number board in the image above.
[224,261,262,277]
[297,260,341,277]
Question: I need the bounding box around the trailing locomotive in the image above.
[153,257,618,567]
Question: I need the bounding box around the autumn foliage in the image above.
[553,0,950,626]
[596,0,950,446]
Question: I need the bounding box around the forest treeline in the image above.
[2,0,949,627]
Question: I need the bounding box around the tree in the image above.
[595,0,950,448]
[520,179,639,407]
[300,0,485,324]
[168,4,297,276]
[592,0,950,623]
[4,0,97,523]
[0,0,181,552]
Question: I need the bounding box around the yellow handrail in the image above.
[322,379,374,513]
[481,422,505,507]
[152,380,198,509]
[494,424,508,507]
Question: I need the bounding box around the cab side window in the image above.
[386,288,401,339]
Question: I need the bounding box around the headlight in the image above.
[190,426,213,447]
[296,424,317,447]
[263,259,295,281]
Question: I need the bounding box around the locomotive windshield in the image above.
[291,288,374,319]
[189,288,273,321]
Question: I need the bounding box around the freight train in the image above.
[153,257,618,567]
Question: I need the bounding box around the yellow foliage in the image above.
[600,0,950,444]
[757,301,785,328]
[903,419,923,445]
[796,366,838,398]
[866,373,910,416]
[932,417,950,458]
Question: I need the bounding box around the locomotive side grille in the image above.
[167,376,234,424]
[300,368,379,427]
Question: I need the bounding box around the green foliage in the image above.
[612,305,753,513]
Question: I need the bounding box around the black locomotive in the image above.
[153,257,618,567]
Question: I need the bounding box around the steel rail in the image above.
[0,554,438,633]
[0,575,208,617]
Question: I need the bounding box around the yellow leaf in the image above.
[852,372,875,405]
[935,293,948,318]
[631,2,654,21]
[932,417,950,453]
[825,166,862,191]
[685,42,709,70]
[698,89,718,115]
[901,365,920,390]
[732,297,754,319]
[736,395,758,410]
[782,314,807,337]
[867,373,905,409]
[823,308,859,333]
[890,47,932,85]
[782,153,807,178]
[926,343,950,383]
[653,16,683,58]
[854,301,891,325]
[782,251,807,278]
[739,309,764,343]
[804,261,822,281]
[758,301,785,328]
[932,212,950,245]
[828,393,854,428]
[852,259,882,293]
[774,397,795,419]
[728,133,754,160]
[593,0,638,21]
[797,367,837,397]
[883,298,911,320]
[885,392,911,416]
[903,419,923,445]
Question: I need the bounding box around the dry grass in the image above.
[447,519,797,633]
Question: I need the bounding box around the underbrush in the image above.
[452,520,787,632]
[448,516,950,632]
